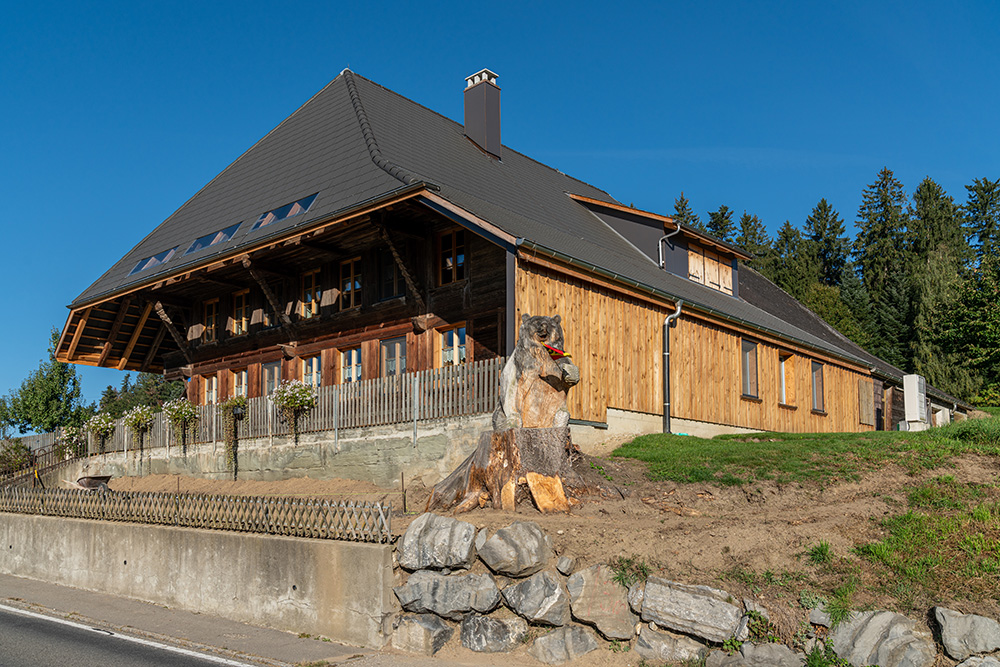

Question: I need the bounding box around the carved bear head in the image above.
[518,314,565,350]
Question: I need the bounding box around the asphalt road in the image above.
[0,605,256,667]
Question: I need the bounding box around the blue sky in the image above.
[3,0,999,408]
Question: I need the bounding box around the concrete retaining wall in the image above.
[54,414,493,490]
[0,513,396,647]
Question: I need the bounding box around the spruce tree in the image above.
[673,192,706,233]
[943,254,1000,403]
[707,205,735,243]
[735,211,773,273]
[771,221,816,300]
[804,198,849,286]
[839,263,875,351]
[854,168,911,370]
[962,177,1000,262]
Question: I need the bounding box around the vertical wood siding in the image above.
[516,262,667,423]
[517,258,874,433]
[671,317,875,432]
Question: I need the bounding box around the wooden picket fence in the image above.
[94,356,503,454]
[0,487,392,543]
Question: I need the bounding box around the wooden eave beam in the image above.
[97,297,133,367]
[371,213,426,312]
[154,301,193,364]
[241,256,298,341]
[140,324,167,372]
[65,307,92,362]
[117,301,154,370]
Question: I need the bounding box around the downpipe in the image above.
[663,300,684,433]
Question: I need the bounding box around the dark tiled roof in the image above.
[70,69,966,408]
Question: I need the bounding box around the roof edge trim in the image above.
[517,239,871,371]
[343,69,428,188]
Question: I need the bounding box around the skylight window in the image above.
[129,247,178,276]
[185,222,242,255]
[250,193,318,231]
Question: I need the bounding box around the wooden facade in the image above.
[516,253,877,434]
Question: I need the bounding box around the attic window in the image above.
[250,193,318,231]
[185,222,242,255]
[128,247,178,276]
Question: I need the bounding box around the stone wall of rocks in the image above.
[387,513,1000,667]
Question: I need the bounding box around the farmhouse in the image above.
[56,68,968,446]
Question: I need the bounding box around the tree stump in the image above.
[426,427,582,513]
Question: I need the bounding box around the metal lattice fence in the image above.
[0,487,391,543]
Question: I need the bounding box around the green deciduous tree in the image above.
[804,199,849,287]
[98,373,186,419]
[854,168,911,370]
[0,329,93,434]
[801,282,871,350]
[707,205,735,243]
[943,254,1000,403]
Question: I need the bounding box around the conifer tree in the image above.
[771,221,816,300]
[839,263,875,351]
[962,177,1000,262]
[854,168,911,370]
[735,212,774,274]
[943,254,1000,403]
[673,192,706,233]
[707,205,735,243]
[803,199,848,286]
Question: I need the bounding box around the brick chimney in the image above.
[464,69,501,158]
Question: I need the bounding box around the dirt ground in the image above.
[111,451,1000,665]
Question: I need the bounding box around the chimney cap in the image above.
[465,68,499,89]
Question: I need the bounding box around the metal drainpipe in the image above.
[658,226,682,269]
[663,300,684,433]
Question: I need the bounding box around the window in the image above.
[439,230,466,284]
[232,289,249,336]
[812,361,825,412]
[301,355,321,388]
[687,243,734,296]
[203,299,219,343]
[342,347,362,383]
[441,325,467,366]
[203,374,218,405]
[741,339,758,398]
[232,368,247,398]
[779,353,795,405]
[380,337,406,376]
[262,361,282,395]
[129,246,178,276]
[379,249,404,300]
[340,258,361,310]
[250,193,318,231]
[301,269,321,319]
[185,222,241,255]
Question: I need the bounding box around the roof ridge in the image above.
[342,69,421,186]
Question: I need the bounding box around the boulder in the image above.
[829,611,936,667]
[397,513,477,571]
[641,577,742,644]
[635,623,707,662]
[460,614,528,652]
[528,626,599,664]
[566,564,638,640]
[935,606,1000,660]
[478,521,553,577]
[705,642,805,666]
[393,571,500,621]
[391,614,453,655]
[957,658,1000,667]
[502,571,571,626]
[628,582,645,614]
[556,555,576,576]
[809,604,831,627]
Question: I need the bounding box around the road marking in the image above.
[0,603,257,666]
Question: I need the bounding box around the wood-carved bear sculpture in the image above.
[493,314,580,431]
